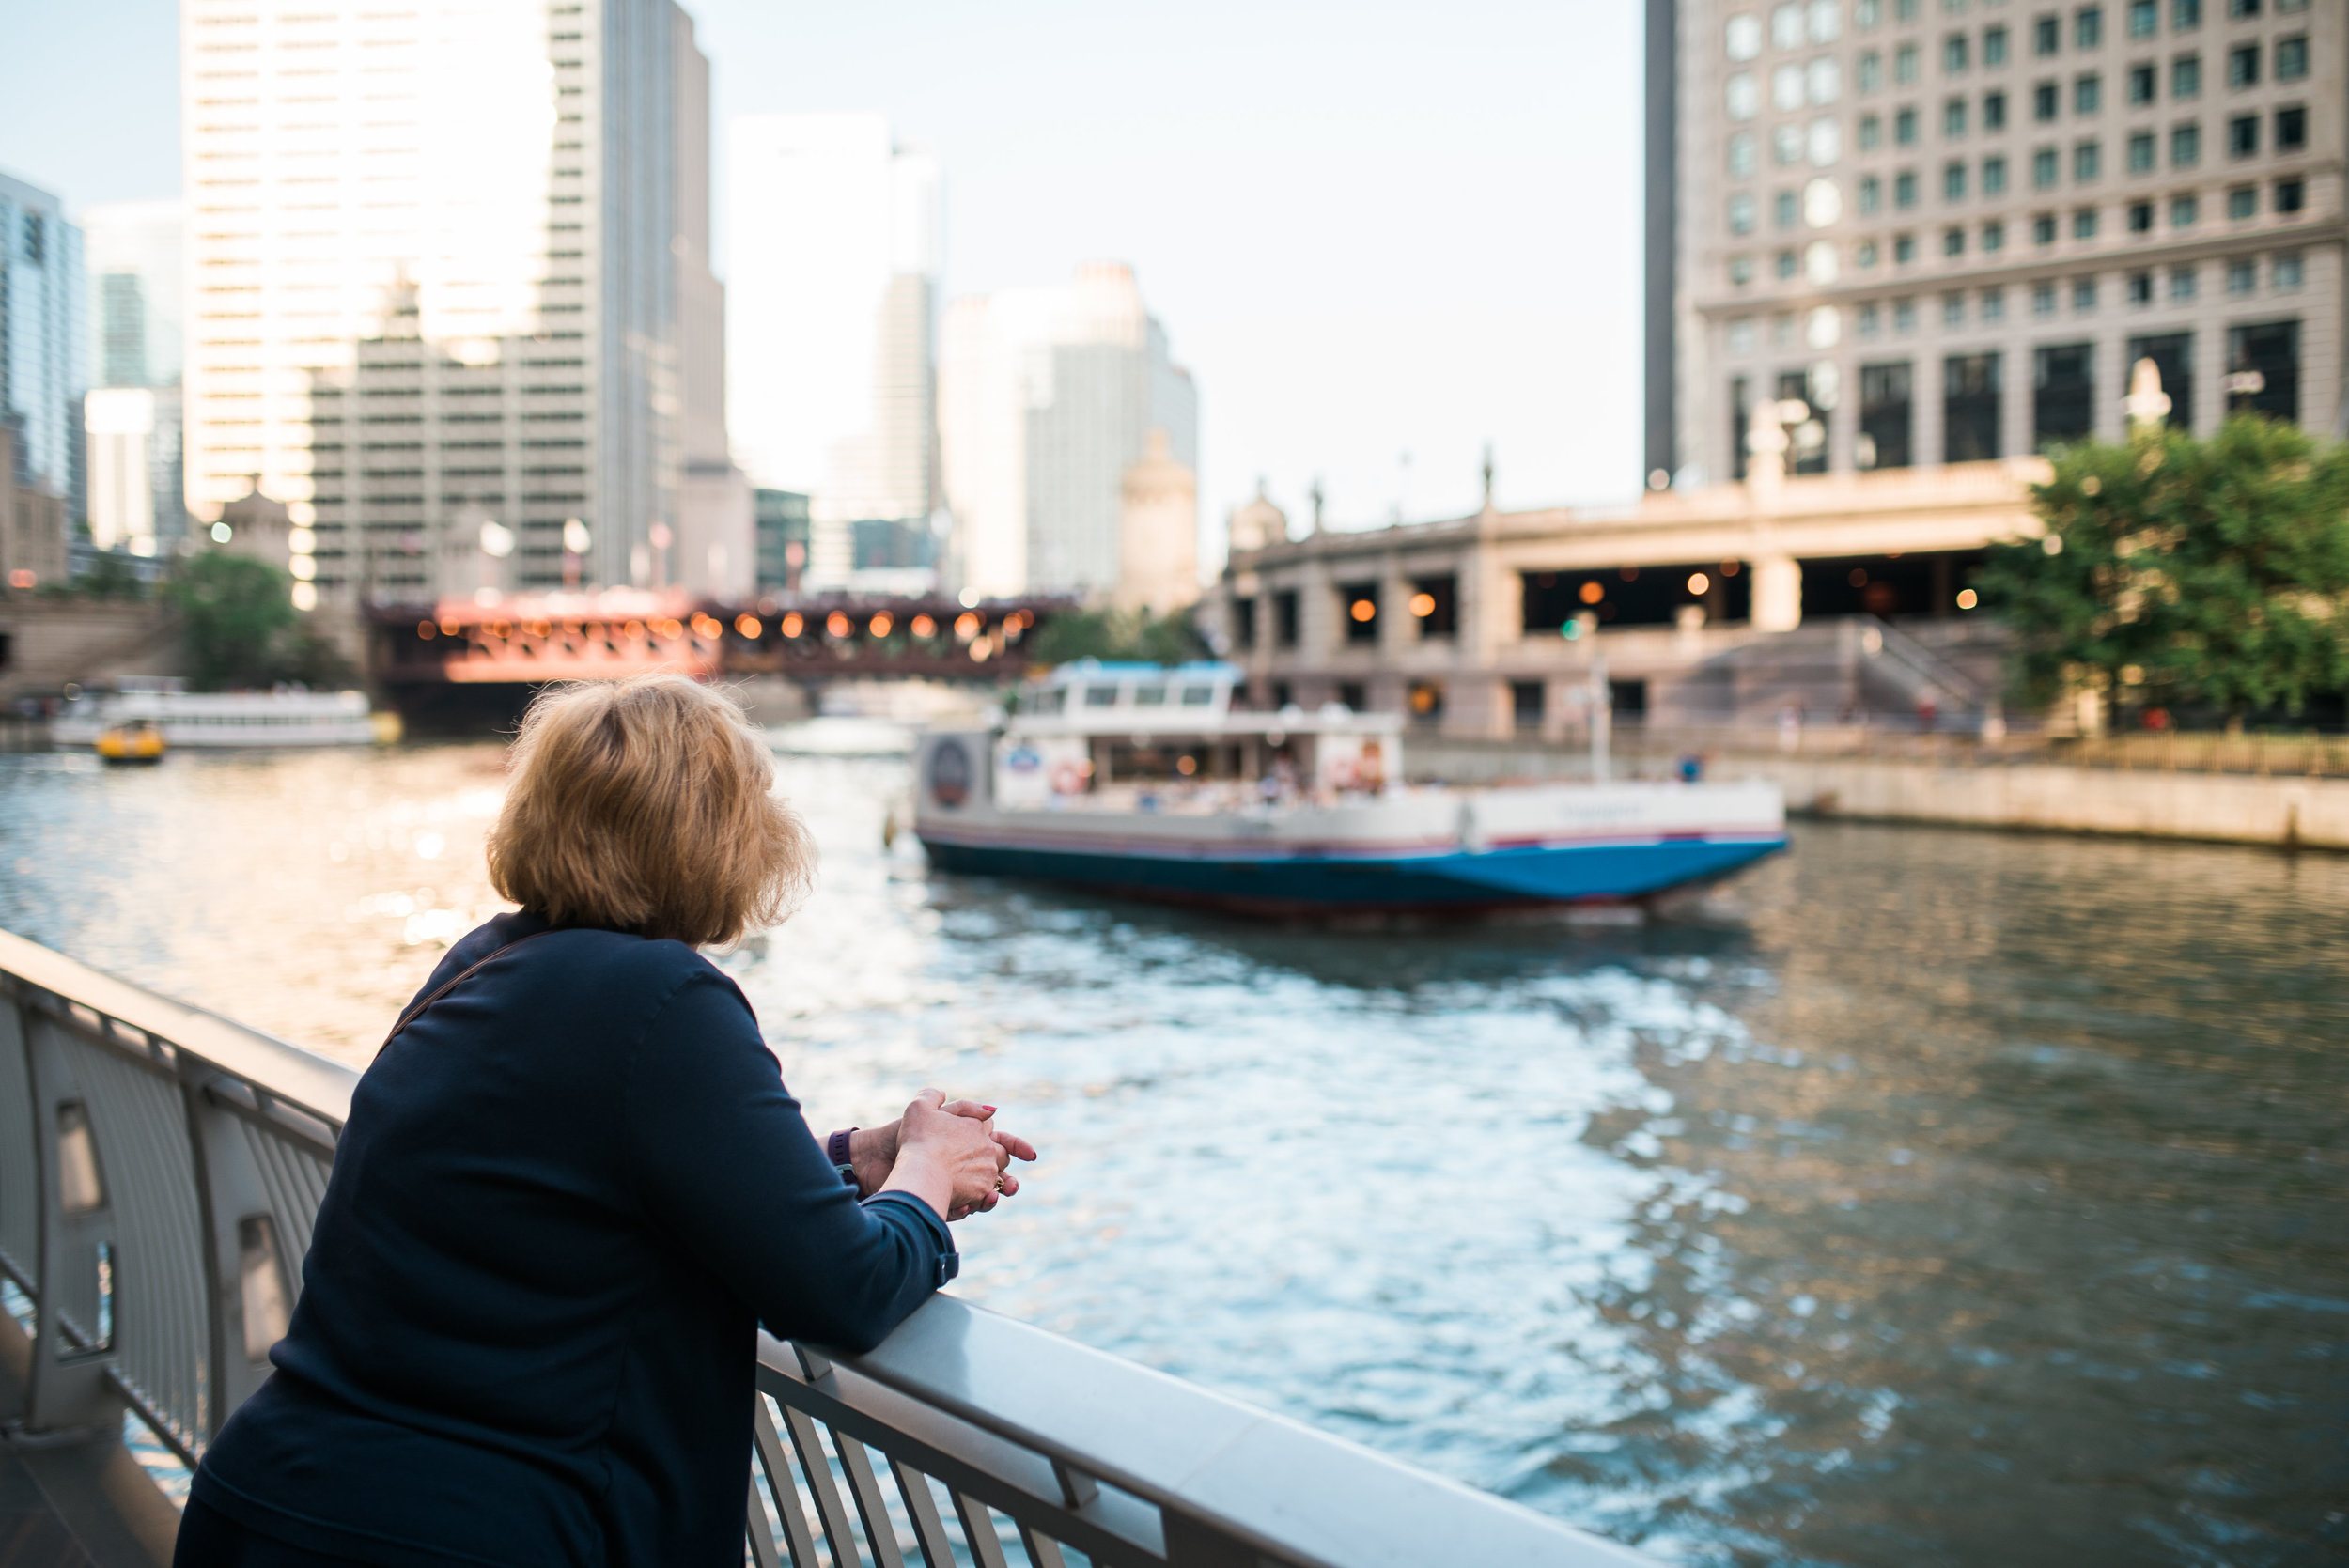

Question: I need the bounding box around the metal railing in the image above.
[0,928,1646,1567]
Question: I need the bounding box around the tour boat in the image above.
[911,660,1787,912]
[53,680,383,750]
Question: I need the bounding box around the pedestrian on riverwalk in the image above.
[176,673,1037,1568]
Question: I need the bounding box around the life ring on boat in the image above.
[1049,760,1087,795]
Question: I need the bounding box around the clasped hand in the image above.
[853,1090,1038,1222]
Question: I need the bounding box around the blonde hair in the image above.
[487,675,814,947]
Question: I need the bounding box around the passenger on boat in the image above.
[178,675,1036,1568]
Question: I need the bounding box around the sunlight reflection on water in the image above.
[4,742,2344,1567]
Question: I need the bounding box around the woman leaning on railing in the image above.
[175,674,1037,1568]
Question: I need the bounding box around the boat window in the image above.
[1038,688,1066,714]
[1179,685,1215,706]
[1133,685,1167,707]
[1083,685,1120,708]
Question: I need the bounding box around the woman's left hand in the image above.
[848,1103,1037,1204]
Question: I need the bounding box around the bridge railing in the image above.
[0,928,1646,1567]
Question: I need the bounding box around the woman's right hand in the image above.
[880,1089,1013,1223]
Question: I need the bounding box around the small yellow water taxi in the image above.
[94,721,167,766]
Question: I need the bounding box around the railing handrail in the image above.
[0,928,357,1128]
[770,1305,1650,1568]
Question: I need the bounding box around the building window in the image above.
[1984,219,2007,250]
[2128,269,2155,303]
[2275,251,2303,289]
[1859,361,1914,469]
[1730,376,1752,480]
[2035,342,2096,444]
[1775,63,1806,112]
[2226,44,2257,90]
[1985,26,2010,66]
[1859,302,1881,335]
[2128,132,2156,171]
[1985,90,2008,129]
[2225,0,2258,13]
[1727,12,1763,58]
[1894,297,1918,332]
[2035,147,2061,185]
[1897,43,1920,84]
[1945,33,1969,73]
[1808,56,1842,104]
[1731,194,1758,233]
[1896,170,1920,207]
[2129,332,2193,427]
[2075,205,2100,238]
[2075,74,2102,115]
[1774,3,1805,50]
[1778,248,1800,278]
[2276,106,2306,152]
[2170,121,2200,165]
[1943,290,1967,325]
[2035,80,2061,120]
[2075,141,2102,181]
[1896,232,1919,263]
[1859,50,1884,92]
[1859,174,1883,211]
[2034,211,2059,242]
[1946,97,1968,137]
[1859,113,1884,149]
[2226,259,2256,293]
[2229,320,2300,423]
[2169,264,2197,300]
[1730,254,1758,284]
[1339,582,1379,644]
[2128,198,2155,230]
[2076,6,2103,48]
[2172,0,2200,24]
[1730,132,1759,177]
[2170,194,2198,227]
[2227,185,2256,219]
[1945,225,1968,256]
[2034,281,2060,314]
[2075,277,2099,311]
[2035,13,2061,54]
[1777,189,1800,227]
[1729,72,1761,118]
[1777,123,1804,165]
[1233,598,1258,650]
[2171,54,2200,98]
[1983,155,2009,194]
[2275,178,2304,213]
[1511,681,1546,732]
[1944,352,2002,461]
[1945,162,1968,200]
[1983,285,2007,320]
[1859,239,1881,267]
[2128,0,2157,34]
[2128,63,2156,104]
[1810,117,1843,165]
[1897,106,1920,144]
[1411,575,1459,639]
[1275,589,1299,647]
[2274,36,2307,83]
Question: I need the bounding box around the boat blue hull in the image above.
[917,834,1788,911]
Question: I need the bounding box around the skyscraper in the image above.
[0,170,86,565]
[180,0,723,604]
[726,114,939,588]
[81,200,186,559]
[939,263,1198,600]
[1647,0,2341,489]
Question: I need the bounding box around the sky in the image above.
[0,0,1647,543]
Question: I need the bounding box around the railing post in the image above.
[179,1064,302,1437]
[22,1010,127,1436]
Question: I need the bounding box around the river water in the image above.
[2,742,2343,1567]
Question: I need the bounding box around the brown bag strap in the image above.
[377,929,555,1057]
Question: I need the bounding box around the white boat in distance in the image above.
[912,661,1787,913]
[52,680,378,749]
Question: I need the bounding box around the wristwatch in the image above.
[828,1128,859,1191]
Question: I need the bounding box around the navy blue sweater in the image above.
[190,913,955,1567]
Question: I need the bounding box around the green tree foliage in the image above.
[73,551,149,600]
[170,551,301,689]
[1980,415,2349,720]
[1023,606,1209,669]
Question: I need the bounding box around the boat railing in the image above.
[0,926,1649,1566]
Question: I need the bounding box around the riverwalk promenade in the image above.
[1419,728,2349,851]
[0,925,1638,1567]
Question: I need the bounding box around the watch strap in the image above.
[828,1128,859,1189]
